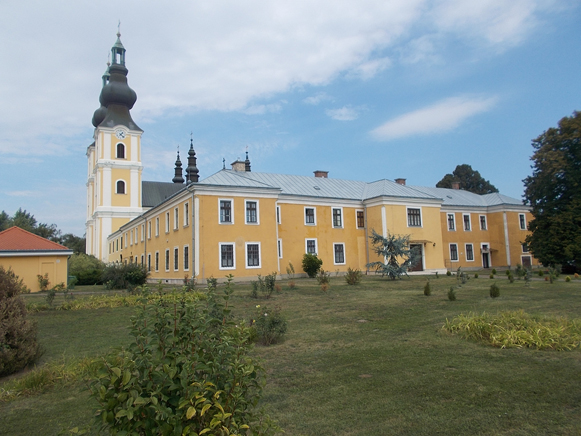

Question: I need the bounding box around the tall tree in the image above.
[436,164,499,194]
[366,229,421,280]
[523,111,581,269]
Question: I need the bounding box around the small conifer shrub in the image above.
[446,271,452,276]
[492,268,497,275]
[423,281,431,296]
[490,283,500,298]
[447,286,457,301]
[565,276,571,282]
[474,273,479,279]
[344,267,362,285]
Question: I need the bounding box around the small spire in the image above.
[172,148,184,184]
[117,20,121,38]
[185,135,199,183]
[223,158,225,169]
[245,149,251,172]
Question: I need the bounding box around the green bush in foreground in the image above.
[68,253,105,285]
[302,253,323,278]
[91,285,277,435]
[444,310,581,350]
[101,262,148,290]
[0,267,42,377]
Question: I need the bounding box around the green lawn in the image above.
[1,275,580,435]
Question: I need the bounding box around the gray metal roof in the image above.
[409,186,523,207]
[142,181,185,207]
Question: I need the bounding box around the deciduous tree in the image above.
[436,164,498,194]
[523,111,581,270]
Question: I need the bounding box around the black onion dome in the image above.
[92,106,107,127]
[99,64,137,109]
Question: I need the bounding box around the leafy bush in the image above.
[101,262,148,290]
[91,285,277,435]
[538,270,544,277]
[286,262,295,279]
[302,253,323,278]
[565,276,571,282]
[447,287,457,301]
[0,267,42,376]
[490,283,500,298]
[37,273,50,291]
[508,273,515,283]
[287,280,296,289]
[68,254,105,285]
[489,274,494,279]
[316,269,330,286]
[423,281,431,296]
[252,305,288,346]
[320,283,329,292]
[474,273,479,279]
[345,267,362,285]
[443,310,581,350]
[446,271,451,276]
[492,268,497,275]
[250,273,278,299]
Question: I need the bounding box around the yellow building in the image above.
[0,227,73,292]
[88,34,537,283]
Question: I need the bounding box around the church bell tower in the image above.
[86,31,143,261]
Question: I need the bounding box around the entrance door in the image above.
[409,244,423,271]
[481,245,490,268]
[521,256,532,268]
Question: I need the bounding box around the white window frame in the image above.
[129,230,133,246]
[277,239,283,259]
[406,207,422,227]
[141,224,144,242]
[465,243,474,262]
[333,243,346,265]
[184,202,189,227]
[155,217,159,237]
[147,221,151,239]
[463,214,471,231]
[305,238,318,255]
[479,215,487,231]
[245,200,260,225]
[183,245,189,271]
[116,142,126,159]
[165,212,170,233]
[519,213,527,230]
[332,207,343,228]
[450,243,459,262]
[356,209,364,229]
[304,207,316,226]
[115,179,126,194]
[165,249,170,272]
[219,198,234,224]
[124,233,127,248]
[245,242,261,269]
[173,247,179,271]
[174,207,179,230]
[219,243,236,270]
[447,213,456,231]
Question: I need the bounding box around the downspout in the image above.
[364,205,370,273]
[275,201,280,274]
[503,211,511,267]
[190,187,196,282]
[143,216,147,271]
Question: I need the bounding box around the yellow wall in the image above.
[0,255,69,293]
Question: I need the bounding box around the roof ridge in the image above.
[0,226,70,251]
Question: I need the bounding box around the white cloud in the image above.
[242,103,283,115]
[326,106,360,121]
[303,93,333,105]
[370,95,498,140]
[347,57,392,79]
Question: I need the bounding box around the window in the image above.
[147,253,151,272]
[519,214,526,230]
[447,213,455,231]
[147,221,151,239]
[165,249,170,271]
[174,207,179,230]
[141,224,144,242]
[407,208,421,227]
[305,207,316,225]
[174,248,179,271]
[466,244,474,261]
[184,246,189,271]
[155,217,159,236]
[220,243,235,269]
[463,214,471,231]
[245,200,258,224]
[129,231,133,246]
[116,143,125,159]
[141,255,144,265]
[165,212,170,233]
[116,239,119,251]
[246,243,260,268]
[124,234,127,248]
[116,180,126,194]
[220,200,232,223]
[450,244,458,261]
[184,202,189,227]
[155,252,159,272]
[480,215,487,230]
[276,206,281,224]
[134,228,138,244]
[332,208,343,228]
[306,239,317,255]
[356,210,364,229]
[522,243,529,253]
[277,239,283,258]
[334,243,345,265]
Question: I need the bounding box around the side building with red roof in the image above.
[0,227,73,293]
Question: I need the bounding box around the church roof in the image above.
[142,181,186,208]
[0,227,72,254]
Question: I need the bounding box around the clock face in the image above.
[115,129,126,139]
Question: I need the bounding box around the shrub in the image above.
[490,283,500,298]
[508,274,514,283]
[423,281,431,296]
[287,280,296,289]
[456,267,468,285]
[474,273,479,279]
[252,305,288,346]
[538,270,544,277]
[489,274,494,279]
[183,275,196,292]
[37,273,50,291]
[68,253,105,285]
[91,285,277,435]
[447,286,457,301]
[46,288,56,306]
[345,267,362,285]
[302,253,323,278]
[505,270,511,276]
[565,276,571,282]
[250,273,278,299]
[101,262,148,290]
[492,268,497,275]
[320,283,329,292]
[575,273,579,279]
[0,267,42,376]
[435,271,439,279]
[446,271,451,276]
[316,269,330,286]
[286,262,295,279]
[274,283,282,293]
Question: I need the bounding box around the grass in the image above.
[1,274,580,435]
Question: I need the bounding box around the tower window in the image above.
[116,143,125,159]
[116,180,125,194]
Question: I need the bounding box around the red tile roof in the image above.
[0,226,72,252]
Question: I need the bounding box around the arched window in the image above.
[116,143,125,159]
[116,180,126,194]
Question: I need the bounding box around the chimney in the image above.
[395,178,406,186]
[231,159,246,172]
[314,170,328,178]
[451,182,460,190]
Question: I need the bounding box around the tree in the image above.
[68,253,105,285]
[59,233,86,254]
[366,229,421,280]
[436,164,499,194]
[523,111,581,270]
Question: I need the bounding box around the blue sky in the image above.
[0,1,579,236]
